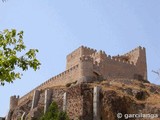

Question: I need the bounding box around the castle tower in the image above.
[10,95,19,110]
[66,46,96,69]
[78,55,94,83]
[135,47,147,80]
[124,46,147,80]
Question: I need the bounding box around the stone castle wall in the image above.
[10,87,67,119]
[100,56,137,79]
[9,84,93,120]
[66,46,147,81]
[18,64,79,106]
[7,45,148,120]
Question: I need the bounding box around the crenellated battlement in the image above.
[18,64,79,105]
[80,55,93,62]
[81,45,97,52]
[92,50,107,62]
[10,95,19,110]
[110,56,135,66]
[90,50,135,67]
[123,46,145,57]
[10,95,19,99]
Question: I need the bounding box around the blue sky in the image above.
[0,0,160,117]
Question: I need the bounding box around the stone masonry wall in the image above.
[91,46,147,80]
[66,84,93,120]
[9,87,67,120]
[51,88,66,111]
[18,64,79,106]
[9,84,94,120]
[101,56,137,79]
[36,88,66,111]
[66,46,147,81]
[123,46,147,80]
[67,85,83,120]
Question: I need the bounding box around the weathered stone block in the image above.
[21,112,25,120]
[31,90,40,110]
[44,89,52,113]
[93,86,101,120]
[63,92,67,111]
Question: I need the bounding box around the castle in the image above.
[6,46,148,120]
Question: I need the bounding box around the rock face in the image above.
[7,79,160,120]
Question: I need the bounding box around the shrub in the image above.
[40,102,70,120]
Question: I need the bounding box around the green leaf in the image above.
[0,29,41,85]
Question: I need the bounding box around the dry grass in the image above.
[87,79,160,107]
[146,94,160,106]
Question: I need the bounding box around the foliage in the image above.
[0,29,41,85]
[41,102,70,120]
[58,112,70,120]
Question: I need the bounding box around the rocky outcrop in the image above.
[7,79,160,120]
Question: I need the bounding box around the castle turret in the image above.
[10,95,19,110]
[66,46,96,69]
[135,47,147,80]
[78,55,94,83]
[93,50,107,63]
[123,46,147,80]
